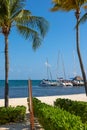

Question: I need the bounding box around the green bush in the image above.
[33,98,86,130]
[54,98,87,123]
[0,105,26,124]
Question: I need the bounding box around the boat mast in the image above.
[61,53,66,79]
[46,58,49,80]
[73,50,77,77]
[56,51,60,79]
[46,58,53,81]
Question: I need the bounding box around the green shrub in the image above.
[0,105,26,124]
[54,98,87,123]
[33,98,86,130]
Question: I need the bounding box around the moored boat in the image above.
[39,79,57,86]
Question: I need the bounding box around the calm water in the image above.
[0,80,85,99]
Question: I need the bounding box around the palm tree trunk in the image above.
[4,35,9,107]
[75,10,87,95]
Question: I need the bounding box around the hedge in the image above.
[32,98,87,130]
[54,98,87,123]
[0,105,26,124]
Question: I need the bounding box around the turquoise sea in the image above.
[0,80,85,99]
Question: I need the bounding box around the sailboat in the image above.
[56,52,73,87]
[39,59,57,86]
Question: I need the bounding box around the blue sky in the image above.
[0,0,87,80]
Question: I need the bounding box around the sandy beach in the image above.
[0,94,87,130]
[0,94,87,109]
[37,93,87,106]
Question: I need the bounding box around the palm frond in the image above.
[32,35,42,50]
[26,16,49,38]
[0,0,48,50]
[78,13,87,24]
[16,24,42,50]
[0,0,7,16]
[51,0,87,12]
[79,0,87,6]
[11,9,31,22]
[15,12,49,38]
[51,3,61,11]
[51,0,66,12]
[10,0,25,16]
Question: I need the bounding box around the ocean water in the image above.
[0,80,85,99]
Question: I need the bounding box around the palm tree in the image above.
[0,0,49,107]
[51,0,87,95]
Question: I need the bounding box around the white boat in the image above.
[61,80,73,86]
[39,79,57,86]
[57,78,73,86]
[39,79,51,86]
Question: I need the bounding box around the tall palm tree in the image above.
[51,0,87,95]
[0,0,48,107]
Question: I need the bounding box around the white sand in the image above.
[0,94,87,110]
[36,93,87,106]
[0,97,29,113]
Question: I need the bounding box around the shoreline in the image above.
[0,94,87,111]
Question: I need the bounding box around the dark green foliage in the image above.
[32,98,86,130]
[54,98,87,123]
[0,105,26,124]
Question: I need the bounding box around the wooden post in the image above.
[28,80,34,130]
